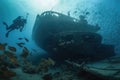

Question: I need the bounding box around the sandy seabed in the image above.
[11,67,84,80]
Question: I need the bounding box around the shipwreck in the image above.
[32,11,115,61]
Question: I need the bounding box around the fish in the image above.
[18,37,29,42]
[23,47,29,53]
[18,38,23,40]
[16,42,25,47]
[8,46,16,52]
[24,37,29,42]
[85,12,90,15]
[0,43,7,51]
[20,47,29,59]
[74,11,77,14]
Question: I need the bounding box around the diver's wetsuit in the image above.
[3,16,27,37]
[18,18,27,32]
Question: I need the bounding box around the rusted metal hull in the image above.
[32,11,115,61]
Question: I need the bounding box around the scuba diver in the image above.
[3,13,29,37]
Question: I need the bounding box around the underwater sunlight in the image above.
[0,0,120,80]
[28,0,60,11]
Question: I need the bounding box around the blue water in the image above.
[0,0,120,80]
[0,0,120,57]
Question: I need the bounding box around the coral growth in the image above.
[22,58,55,74]
[0,54,16,80]
[0,67,16,79]
[3,51,19,68]
[35,58,55,73]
